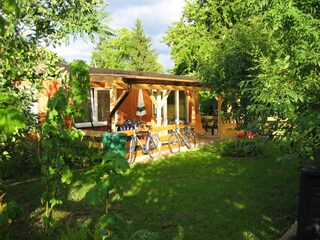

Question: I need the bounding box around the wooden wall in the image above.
[117,89,153,123]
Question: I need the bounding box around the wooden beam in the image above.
[107,84,132,131]
[130,84,197,91]
[90,75,202,91]
[91,75,123,82]
[145,89,160,109]
[158,90,171,109]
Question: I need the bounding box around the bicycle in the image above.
[128,121,162,164]
[167,120,197,154]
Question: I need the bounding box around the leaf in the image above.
[5,201,22,219]
[84,186,101,205]
[98,214,115,228]
[0,15,7,36]
[102,152,130,173]
[49,198,63,207]
[3,0,20,16]
[47,109,58,121]
[0,212,9,227]
[100,179,110,190]
[61,169,72,184]
[0,107,26,135]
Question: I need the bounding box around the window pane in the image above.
[167,91,187,122]
[98,90,110,122]
[167,91,175,122]
[74,102,91,123]
[179,91,187,121]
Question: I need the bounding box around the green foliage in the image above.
[165,0,271,129]
[0,191,22,239]
[0,0,110,160]
[0,0,112,189]
[40,60,91,237]
[221,137,265,158]
[198,91,218,115]
[85,151,129,239]
[166,0,320,162]
[164,0,270,75]
[246,1,320,162]
[0,107,26,135]
[0,134,97,181]
[0,199,22,226]
[0,0,116,238]
[91,19,164,73]
[0,135,40,180]
[38,60,132,239]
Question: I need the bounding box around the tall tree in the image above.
[248,1,320,162]
[165,0,271,128]
[0,0,110,136]
[0,0,111,233]
[91,19,164,73]
[165,0,320,162]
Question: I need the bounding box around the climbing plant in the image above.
[40,60,91,236]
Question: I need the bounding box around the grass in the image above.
[3,141,300,239]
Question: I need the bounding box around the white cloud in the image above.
[47,40,95,64]
[108,0,184,34]
[48,0,185,72]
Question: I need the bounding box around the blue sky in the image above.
[48,0,185,72]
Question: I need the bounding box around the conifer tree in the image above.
[91,19,163,73]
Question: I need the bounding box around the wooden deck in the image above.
[81,127,240,163]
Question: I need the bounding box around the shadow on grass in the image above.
[111,143,299,240]
[3,167,103,239]
[4,143,299,240]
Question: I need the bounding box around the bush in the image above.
[0,135,40,180]
[0,134,99,180]
[221,136,266,157]
[0,190,22,239]
[62,137,101,168]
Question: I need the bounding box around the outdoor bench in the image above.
[202,116,218,135]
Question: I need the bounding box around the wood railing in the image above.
[81,123,191,141]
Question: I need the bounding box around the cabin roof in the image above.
[59,64,202,90]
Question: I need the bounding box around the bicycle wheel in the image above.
[128,137,137,164]
[184,130,197,149]
[168,133,180,154]
[147,134,161,159]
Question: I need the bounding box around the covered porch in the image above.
[57,65,239,152]
[72,66,206,135]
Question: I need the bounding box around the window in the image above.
[167,91,187,122]
[97,90,110,122]
[74,88,110,128]
[74,102,92,123]
[179,91,187,121]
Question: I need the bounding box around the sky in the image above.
[48,0,185,72]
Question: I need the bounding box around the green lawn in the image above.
[4,142,300,239]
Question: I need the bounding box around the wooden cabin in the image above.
[37,65,238,139]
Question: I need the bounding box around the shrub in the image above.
[0,188,22,239]
[0,134,99,180]
[221,136,266,157]
[0,135,40,180]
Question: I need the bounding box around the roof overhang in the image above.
[59,64,202,91]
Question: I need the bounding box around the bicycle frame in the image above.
[128,122,161,164]
[131,129,151,152]
[167,120,196,154]
[173,127,191,147]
